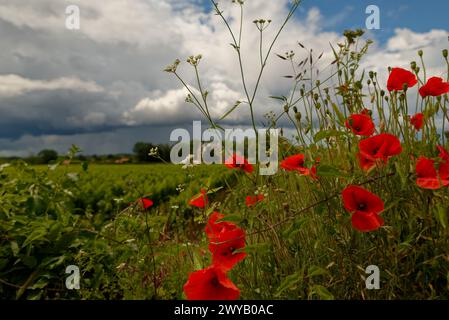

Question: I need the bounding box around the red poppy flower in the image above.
[419,77,449,98]
[358,133,402,163]
[189,188,209,208]
[140,198,153,209]
[415,156,449,189]
[225,154,253,173]
[183,266,240,300]
[280,154,310,175]
[345,114,375,136]
[410,113,424,131]
[209,227,246,271]
[342,185,384,232]
[357,152,376,171]
[245,194,264,207]
[205,212,237,239]
[437,145,449,161]
[387,67,418,91]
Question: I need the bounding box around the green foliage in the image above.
[37,149,58,164]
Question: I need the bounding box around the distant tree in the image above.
[37,149,58,164]
[157,144,171,162]
[133,142,156,162]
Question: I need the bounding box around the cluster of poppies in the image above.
[386,67,449,190]
[152,66,449,299]
[183,211,246,300]
[416,145,449,189]
[387,67,449,131]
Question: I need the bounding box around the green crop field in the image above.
[0,163,235,299]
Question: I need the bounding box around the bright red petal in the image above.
[183,266,240,300]
[140,198,153,209]
[351,211,384,232]
[387,67,418,91]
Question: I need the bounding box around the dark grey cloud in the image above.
[0,0,447,156]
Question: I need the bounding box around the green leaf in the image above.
[436,205,447,229]
[220,101,242,120]
[276,54,287,60]
[22,228,48,248]
[275,271,304,297]
[331,103,346,125]
[316,165,346,177]
[269,95,287,102]
[10,241,19,256]
[310,284,334,300]
[236,242,270,254]
[313,129,345,143]
[220,214,242,224]
[308,265,329,278]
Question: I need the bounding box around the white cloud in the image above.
[0,0,448,155]
[0,74,103,97]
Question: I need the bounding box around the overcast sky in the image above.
[0,0,448,156]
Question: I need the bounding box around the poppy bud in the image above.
[367,79,371,85]
[300,88,304,96]
[284,104,289,113]
[293,106,298,113]
[402,83,408,92]
[295,112,302,122]
[443,49,448,58]
[315,80,321,87]
[316,102,321,109]
[410,61,417,70]
[369,71,374,79]
[380,90,385,97]
[418,50,423,57]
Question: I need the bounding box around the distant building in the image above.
[115,157,131,164]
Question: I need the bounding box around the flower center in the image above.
[358,203,367,210]
[210,276,220,288]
